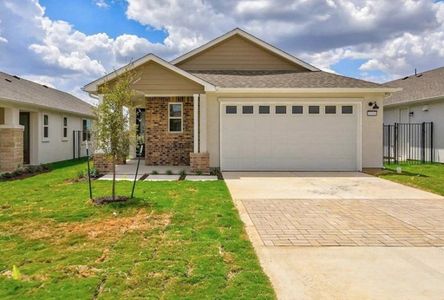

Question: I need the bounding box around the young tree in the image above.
[93,69,136,201]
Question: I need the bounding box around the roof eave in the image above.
[213,87,402,94]
[83,54,216,94]
[384,94,444,107]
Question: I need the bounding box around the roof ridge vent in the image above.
[42,84,49,88]
[401,76,409,80]
[13,75,20,80]
[4,78,12,83]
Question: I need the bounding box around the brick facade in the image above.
[93,153,126,174]
[0,127,23,172]
[145,96,194,165]
[190,152,210,173]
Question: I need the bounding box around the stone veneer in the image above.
[0,127,23,172]
[145,96,194,165]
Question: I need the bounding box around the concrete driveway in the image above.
[224,172,444,300]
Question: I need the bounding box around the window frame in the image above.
[42,114,49,141]
[62,116,68,141]
[82,119,91,142]
[225,105,237,114]
[168,102,183,133]
[275,105,287,114]
[308,105,320,115]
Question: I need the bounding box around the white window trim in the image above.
[82,119,91,142]
[42,113,49,142]
[168,102,183,133]
[62,116,68,141]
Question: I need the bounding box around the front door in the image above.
[19,112,30,164]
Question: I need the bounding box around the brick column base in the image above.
[93,153,126,174]
[190,152,210,173]
[0,127,24,173]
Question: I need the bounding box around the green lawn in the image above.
[378,163,444,196]
[0,160,274,299]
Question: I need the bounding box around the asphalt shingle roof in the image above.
[383,66,444,106]
[0,71,94,117]
[189,70,383,89]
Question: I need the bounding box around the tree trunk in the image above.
[112,155,116,201]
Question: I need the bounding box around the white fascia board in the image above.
[170,28,319,72]
[213,87,402,94]
[83,54,215,93]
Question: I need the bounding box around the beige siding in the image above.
[0,107,4,124]
[176,36,306,71]
[132,61,204,95]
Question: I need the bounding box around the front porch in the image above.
[132,93,209,173]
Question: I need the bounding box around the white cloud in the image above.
[94,0,109,9]
[0,0,443,104]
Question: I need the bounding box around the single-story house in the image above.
[0,71,94,172]
[84,28,398,172]
[384,66,444,163]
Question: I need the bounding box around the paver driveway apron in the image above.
[224,172,444,300]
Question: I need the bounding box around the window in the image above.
[342,105,353,114]
[275,105,286,114]
[292,106,303,114]
[43,114,49,139]
[308,106,320,114]
[168,103,183,132]
[259,105,270,114]
[82,119,91,141]
[226,106,237,114]
[62,117,68,139]
[242,105,254,114]
[325,106,336,114]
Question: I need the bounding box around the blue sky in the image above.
[0,0,443,100]
[40,0,167,43]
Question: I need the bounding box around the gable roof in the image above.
[190,70,385,89]
[171,28,319,72]
[383,66,444,106]
[83,54,216,93]
[0,71,94,117]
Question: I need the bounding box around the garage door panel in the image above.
[221,103,359,171]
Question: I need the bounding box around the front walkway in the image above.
[224,172,444,299]
[115,160,191,174]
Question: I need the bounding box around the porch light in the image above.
[368,101,379,110]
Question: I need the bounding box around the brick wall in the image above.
[93,153,126,174]
[190,152,210,173]
[0,127,23,172]
[145,96,194,165]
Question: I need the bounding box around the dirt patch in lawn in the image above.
[12,209,171,242]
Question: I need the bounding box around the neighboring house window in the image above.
[62,117,68,139]
[43,114,49,139]
[82,119,91,141]
[168,103,183,133]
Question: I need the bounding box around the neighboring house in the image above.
[384,67,444,163]
[0,71,94,173]
[84,28,398,172]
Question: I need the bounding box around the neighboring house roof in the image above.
[190,70,383,89]
[0,71,94,117]
[383,66,444,106]
[83,54,216,93]
[171,28,319,72]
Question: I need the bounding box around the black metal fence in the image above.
[383,122,434,164]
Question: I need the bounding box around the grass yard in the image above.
[0,159,275,299]
[378,163,444,196]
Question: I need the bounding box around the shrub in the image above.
[166,170,173,175]
[151,170,159,175]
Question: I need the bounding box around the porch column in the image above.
[0,107,24,172]
[199,94,207,153]
[193,94,199,153]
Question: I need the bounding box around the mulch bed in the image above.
[92,196,130,205]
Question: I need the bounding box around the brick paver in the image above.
[242,198,444,247]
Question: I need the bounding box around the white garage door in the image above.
[220,102,360,171]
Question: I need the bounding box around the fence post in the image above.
[388,125,391,164]
[421,122,425,163]
[430,122,434,163]
[394,123,398,164]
